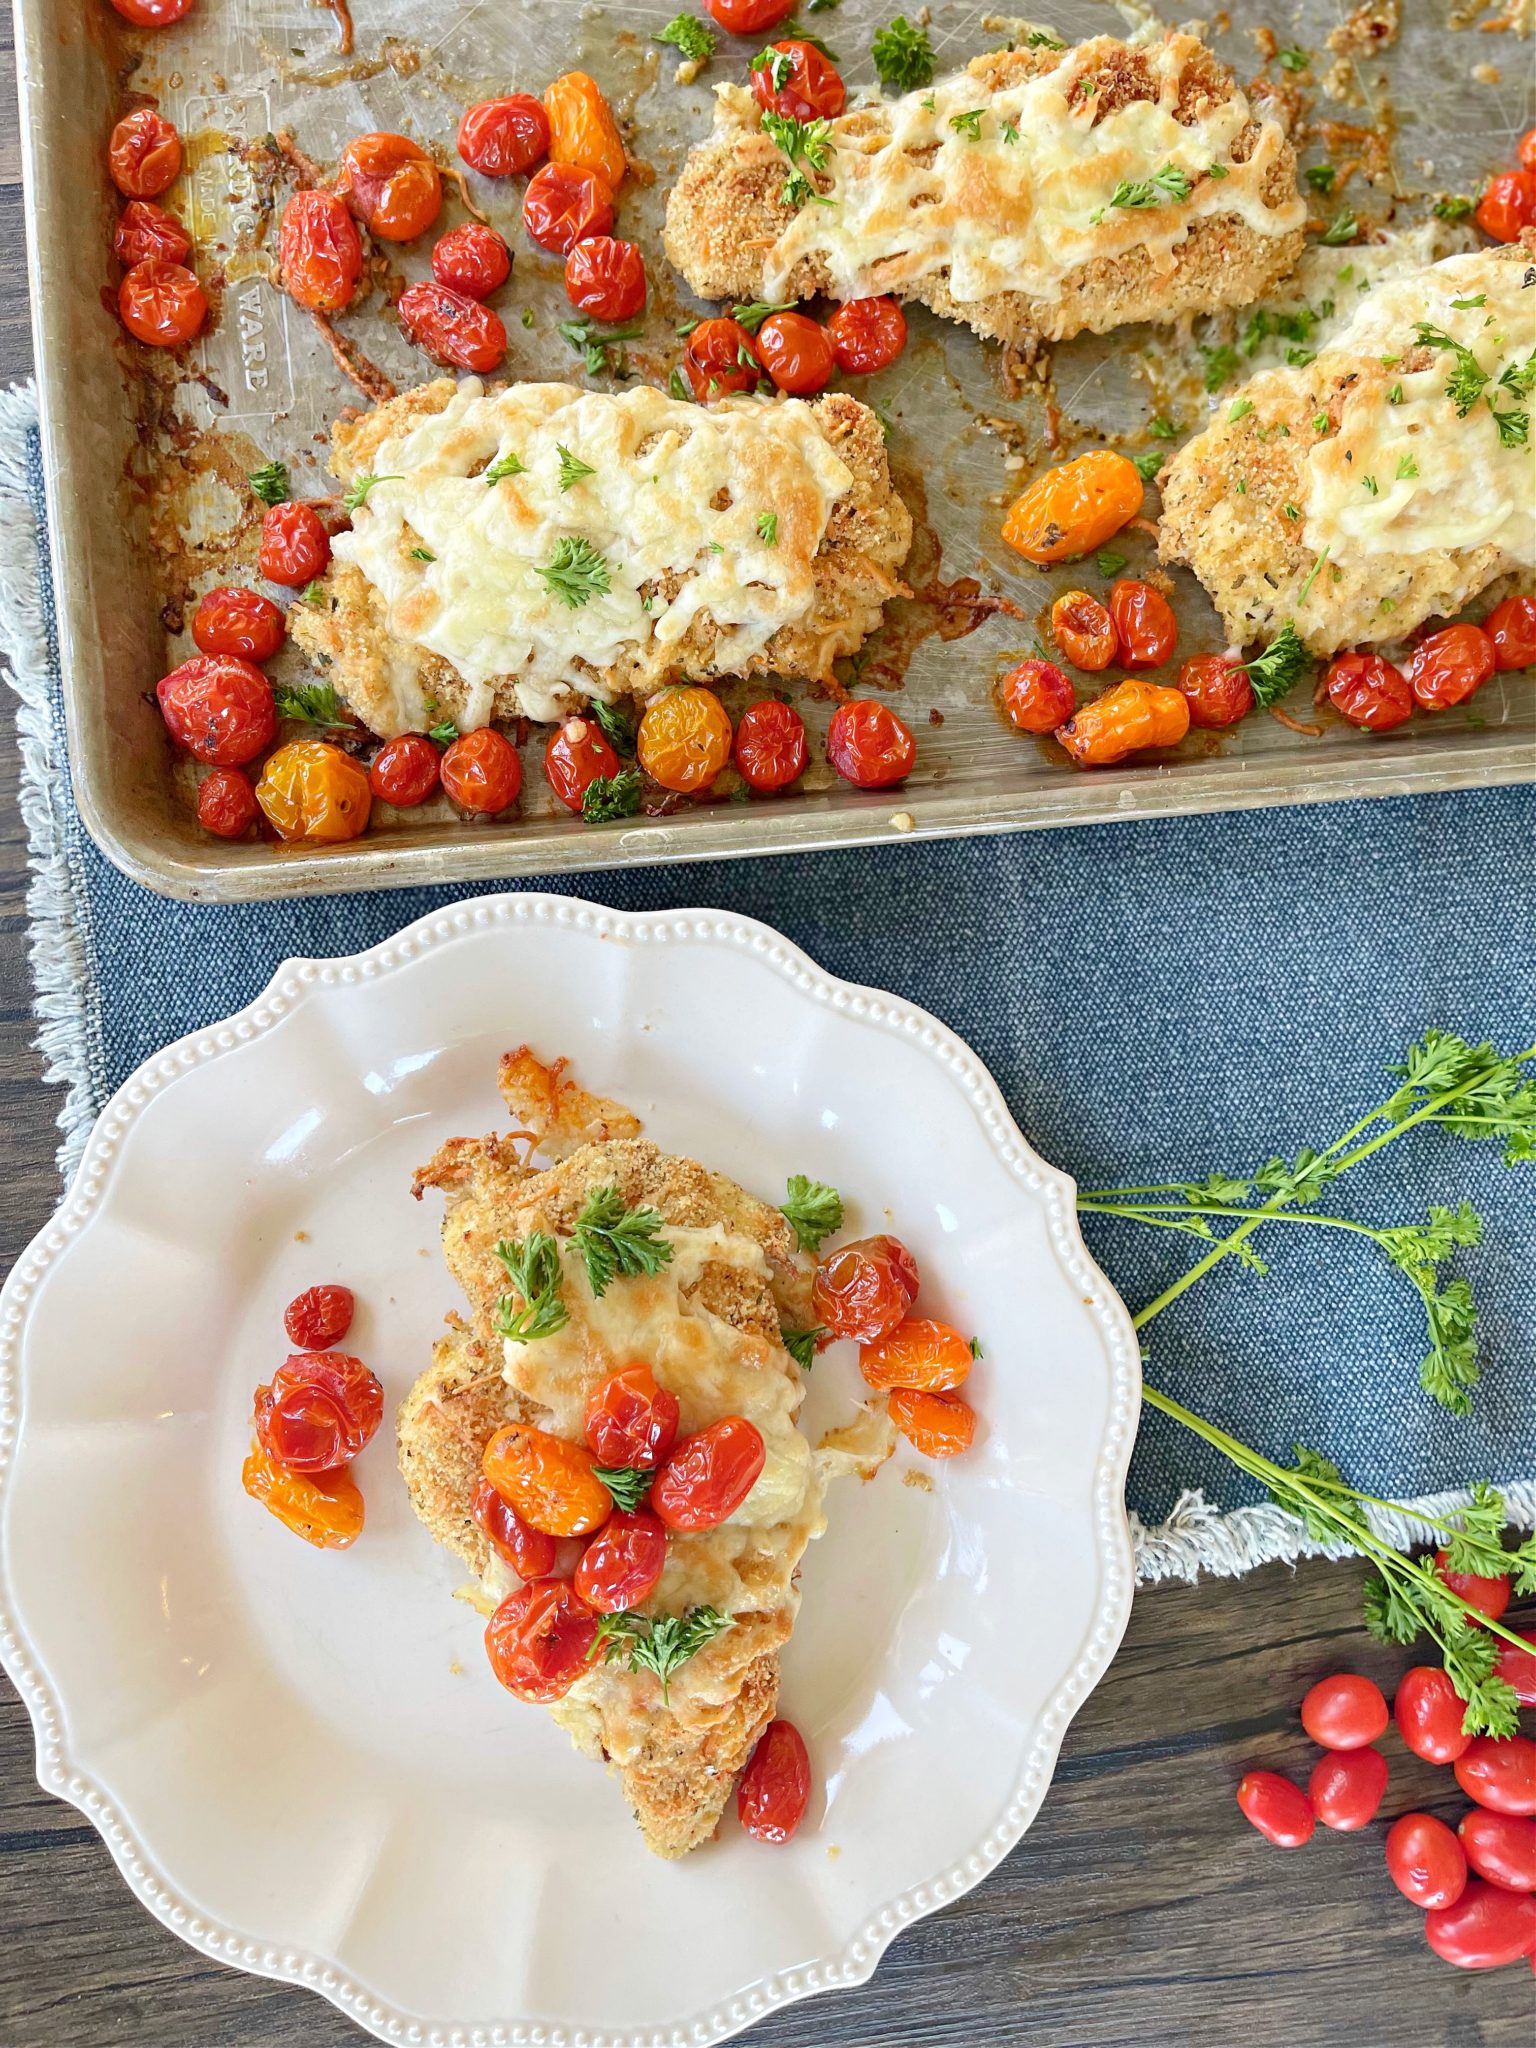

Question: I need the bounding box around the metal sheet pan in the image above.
[15,0,1536,901]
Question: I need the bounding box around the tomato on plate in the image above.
[255,740,372,843]
[339,131,443,241]
[522,162,614,255]
[1475,169,1536,243]
[812,1234,919,1343]
[1108,579,1178,668]
[564,235,646,321]
[860,1317,972,1393]
[1485,595,1536,671]
[683,316,761,400]
[999,656,1075,734]
[1309,1746,1388,1831]
[254,1351,383,1472]
[705,0,797,33]
[1235,1769,1314,1848]
[1393,1665,1472,1764]
[733,698,808,791]
[544,71,627,190]
[430,223,512,301]
[637,687,733,792]
[485,1580,599,1702]
[284,1284,354,1349]
[156,655,275,766]
[1300,1672,1389,1750]
[279,189,364,313]
[242,1445,364,1549]
[738,1719,811,1842]
[1454,1735,1536,1816]
[470,1477,558,1579]
[108,108,182,198]
[1056,677,1189,766]
[458,94,551,178]
[1407,624,1495,710]
[826,698,916,787]
[543,717,622,813]
[192,585,285,663]
[1424,1882,1536,1970]
[574,1508,669,1612]
[888,1385,975,1456]
[1178,652,1253,728]
[584,1364,680,1471]
[1459,1810,1536,1893]
[483,1422,611,1537]
[1002,451,1144,566]
[109,0,197,21]
[1386,1814,1467,1911]
[1435,1548,1511,1623]
[753,310,835,395]
[1050,589,1117,672]
[259,501,331,586]
[651,1417,765,1531]
[368,733,442,808]
[441,727,523,813]
[196,766,258,839]
[827,296,907,375]
[113,199,191,268]
[750,40,847,122]
[1324,651,1412,731]
[397,281,507,373]
[119,259,207,347]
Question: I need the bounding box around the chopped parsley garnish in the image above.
[1387,384,1403,404]
[1312,411,1331,433]
[1488,400,1530,449]
[343,472,399,513]
[1500,352,1536,398]
[492,1233,570,1342]
[409,546,435,562]
[1090,163,1191,223]
[1148,415,1178,440]
[1228,397,1255,422]
[1296,547,1330,607]
[1001,120,1020,146]
[1451,295,1487,311]
[592,1466,653,1513]
[1277,45,1310,69]
[590,1606,733,1701]
[590,697,636,757]
[572,1186,674,1296]
[731,298,795,334]
[1025,27,1065,48]
[1362,474,1379,495]
[273,679,347,725]
[427,719,459,746]
[756,510,779,544]
[484,451,526,484]
[1433,195,1475,221]
[781,1326,826,1370]
[1096,549,1127,577]
[1396,454,1419,480]
[1282,502,1300,520]
[559,315,645,377]
[668,367,693,403]
[1200,342,1238,390]
[1320,209,1358,247]
[248,460,290,506]
[1414,324,1489,416]
[1206,162,1229,180]
[780,1172,843,1252]
[760,111,836,208]
[1304,163,1336,194]
[752,44,795,93]
[1131,450,1163,482]
[581,769,644,824]
[949,108,984,140]
[871,14,934,92]
[556,445,596,491]
[655,13,716,62]
[298,581,328,608]
[521,307,535,329]
[537,536,612,608]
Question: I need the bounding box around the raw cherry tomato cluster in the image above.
[242,1283,381,1549]
[105,100,206,351]
[1474,128,1536,243]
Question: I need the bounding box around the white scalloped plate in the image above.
[0,895,1139,2047]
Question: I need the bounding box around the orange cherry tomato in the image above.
[108,108,182,198]
[196,766,258,839]
[284,1284,354,1349]
[544,71,627,191]
[1424,1882,1536,1969]
[256,740,372,844]
[522,162,614,255]
[254,1351,383,1472]
[999,656,1075,734]
[750,40,847,122]
[564,235,646,322]
[637,686,733,792]
[888,1385,975,1457]
[1520,129,1536,173]
[1386,1813,1467,1911]
[1394,1665,1474,1765]
[543,716,621,812]
[1485,594,1536,670]
[1324,651,1412,730]
[242,1444,364,1549]
[156,654,275,766]
[755,310,835,395]
[651,1417,765,1531]
[683,316,761,400]
[485,1580,599,1702]
[470,1476,559,1579]
[812,1234,919,1344]
[1051,589,1117,672]
[110,0,196,20]
[826,698,916,787]
[1309,1746,1388,1831]
[1236,1769,1315,1848]
[827,296,907,374]
[113,199,190,267]
[483,1422,612,1537]
[1002,451,1144,565]
[583,1363,680,1470]
[192,585,285,663]
[1406,623,1495,710]
[738,1718,811,1842]
[1475,169,1536,242]
[1177,652,1253,728]
[1436,1548,1512,1623]
[733,698,808,790]
[397,281,507,373]
[340,131,443,241]
[1108,579,1178,668]
[574,1507,669,1612]
[458,95,551,177]
[1056,677,1190,767]
[431,223,512,300]
[440,727,523,814]
[368,733,441,807]
[706,0,797,34]
[860,1317,973,1393]
[260,501,331,585]
[279,189,364,313]
[118,258,207,347]
[1453,1736,1536,1817]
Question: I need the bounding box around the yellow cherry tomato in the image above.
[1001,450,1144,566]
[543,72,627,191]
[637,686,734,793]
[255,739,372,843]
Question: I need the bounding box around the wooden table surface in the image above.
[0,25,1531,2046]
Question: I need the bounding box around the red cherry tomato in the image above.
[1386,1813,1467,1911]
[1050,589,1118,672]
[156,655,275,766]
[397,282,507,374]
[827,296,907,375]
[196,766,258,839]
[1496,1629,1536,1707]
[1235,1769,1315,1848]
[754,310,835,395]
[458,95,551,178]
[1300,1672,1389,1750]
[705,0,797,31]
[737,1718,811,1842]
[283,1284,354,1349]
[113,199,190,268]
[1460,1810,1536,1892]
[1435,1549,1511,1623]
[1486,595,1536,671]
[1325,650,1413,730]
[108,107,182,198]
[1108,579,1178,669]
[826,698,916,787]
[564,235,646,322]
[522,162,614,255]
[192,586,285,663]
[1407,624,1496,710]
[1178,652,1254,728]
[750,40,847,122]
[431,223,512,301]
[109,0,197,21]
[543,717,622,813]
[1308,1745,1387,1831]
[1520,129,1536,172]
[1394,1665,1472,1764]
[651,1416,765,1531]
[683,317,761,401]
[440,727,522,814]
[999,656,1076,734]
[1424,1881,1536,1969]
[1456,1736,1536,1816]
[470,1476,559,1579]
[583,1364,680,1471]
[254,1351,383,1471]
[368,732,442,808]
[732,698,809,791]
[1475,169,1536,243]
[574,1508,669,1613]
[340,131,442,242]
[259,501,331,587]
[811,1233,919,1344]
[118,259,207,347]
[279,189,365,314]
[485,1580,598,1702]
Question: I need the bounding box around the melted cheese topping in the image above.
[332,380,854,724]
[747,33,1302,307]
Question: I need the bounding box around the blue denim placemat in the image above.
[5,399,1534,1568]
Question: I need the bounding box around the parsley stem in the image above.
[1081,1198,1387,1240]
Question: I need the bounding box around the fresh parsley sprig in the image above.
[590,1605,734,1700]
[573,1186,674,1296]
[781,1325,826,1370]
[781,1172,844,1251]
[582,769,644,824]
[594,1466,655,1514]
[248,460,290,506]
[560,315,645,379]
[871,15,934,92]
[343,472,400,513]
[556,445,596,492]
[1239,620,1310,710]
[1090,164,1191,223]
[273,680,350,728]
[761,111,836,209]
[589,698,636,757]
[538,536,612,608]
[655,13,716,64]
[492,1232,571,1342]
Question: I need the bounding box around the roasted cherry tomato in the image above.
[1407,623,1496,710]
[279,189,364,313]
[705,0,797,33]
[1486,594,1536,671]
[564,235,646,321]
[1050,589,1117,672]
[156,654,275,766]
[826,698,916,787]
[340,131,442,241]
[1424,1882,1536,1970]
[1435,1549,1511,1623]
[888,1385,975,1456]
[1300,1672,1389,1750]
[1325,650,1413,731]
[1002,450,1143,565]
[1521,129,1536,173]
[397,281,507,373]
[457,94,551,178]
[113,199,190,267]
[1475,168,1536,242]
[255,739,372,843]
[637,686,733,792]
[1308,1746,1387,1831]
[738,1718,811,1843]
[1235,1769,1315,1848]
[119,258,207,347]
[574,1507,669,1612]
[254,1350,383,1472]
[812,1234,919,1344]
[584,1363,681,1471]
[1386,1813,1467,1911]
[196,766,258,839]
[753,310,835,395]
[651,1416,765,1531]
[733,697,808,791]
[750,40,847,122]
[242,1445,364,1549]
[368,732,442,808]
[483,1422,612,1537]
[1108,579,1178,669]
[108,107,182,198]
[1394,1664,1473,1765]
[1056,677,1189,766]
[470,1477,559,1579]
[1455,1735,1536,1816]
[999,656,1075,734]
[259,500,331,586]
[544,71,627,190]
[109,0,197,21]
[543,716,621,813]
[522,162,614,255]
[1178,651,1254,728]
[1496,1629,1536,1707]
[683,316,761,401]
[430,223,512,301]
[192,585,285,662]
[441,726,523,813]
[827,296,907,375]
[485,1580,599,1702]
[1460,1810,1536,1893]
[284,1283,354,1349]
[860,1317,972,1393]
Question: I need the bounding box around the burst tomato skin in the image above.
[638,687,733,792]
[860,1317,972,1393]
[564,235,646,321]
[1108,579,1178,668]
[397,281,507,373]
[1051,589,1117,671]
[683,316,761,400]
[999,656,1075,733]
[242,1445,364,1549]
[156,655,275,766]
[1056,677,1190,766]
[368,732,442,808]
[113,199,191,267]
[522,162,614,255]
[458,94,551,177]
[284,1284,354,1349]
[544,71,627,190]
[279,189,364,313]
[1496,1629,1536,1706]
[751,41,847,121]
[119,258,207,346]
[483,1422,612,1537]
[543,717,621,812]
[584,1364,681,1471]
[1435,1550,1511,1623]
[733,698,808,791]
[651,1416,766,1531]
[1178,652,1254,728]
[1475,169,1536,243]
[1300,1672,1389,1750]
[827,295,907,375]
[1236,1769,1315,1848]
[1486,595,1536,671]
[1455,1736,1536,1816]
[470,1476,559,1579]
[255,740,372,843]
[110,0,197,20]
[1309,1746,1388,1831]
[1324,651,1413,730]
[1386,1814,1467,1911]
[192,586,285,662]
[812,1234,919,1344]
[1394,1664,1473,1764]
[1459,1810,1536,1892]
[574,1508,669,1612]
[1424,1882,1536,1969]
[440,727,523,813]
[196,766,258,838]
[108,107,182,198]
[485,1580,599,1702]
[429,223,512,301]
[259,501,331,586]
[827,698,916,787]
[1408,624,1496,710]
[255,1350,383,1471]
[888,1385,975,1456]
[754,310,835,395]
[706,0,797,32]
[1002,451,1143,565]
[738,1719,811,1842]
[340,131,443,241]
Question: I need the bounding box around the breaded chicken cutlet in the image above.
[663,31,1306,350]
